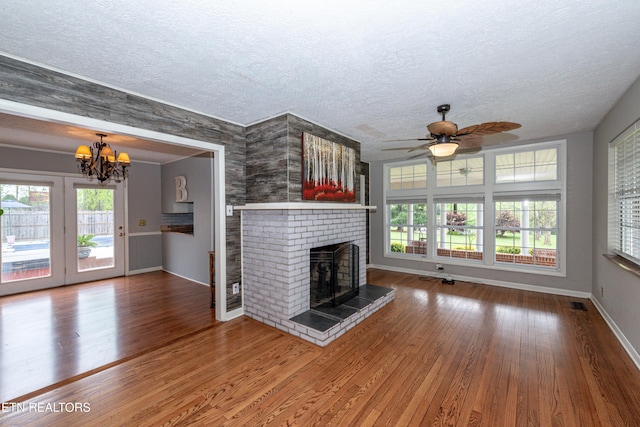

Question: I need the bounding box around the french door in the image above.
[63,177,125,285]
[0,173,125,296]
[0,174,64,295]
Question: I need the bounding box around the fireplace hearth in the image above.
[310,243,359,309]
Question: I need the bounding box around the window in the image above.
[387,202,427,254]
[609,121,640,264]
[496,147,557,183]
[494,198,559,269]
[383,141,565,274]
[435,201,484,261]
[389,164,427,190]
[437,156,483,187]
[1,183,52,282]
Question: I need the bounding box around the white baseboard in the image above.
[367,263,590,298]
[127,266,163,275]
[224,307,245,321]
[161,269,245,321]
[590,297,640,371]
[162,269,209,287]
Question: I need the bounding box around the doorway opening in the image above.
[0,100,230,321]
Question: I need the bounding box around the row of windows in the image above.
[388,201,559,269]
[388,147,557,190]
[384,143,564,273]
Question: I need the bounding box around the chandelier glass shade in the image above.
[75,133,131,182]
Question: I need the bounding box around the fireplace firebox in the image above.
[310,242,359,309]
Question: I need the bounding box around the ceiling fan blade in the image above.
[457,121,521,136]
[407,151,432,159]
[455,134,484,148]
[455,146,483,155]
[456,144,482,154]
[382,146,426,151]
[383,138,433,142]
[407,142,434,152]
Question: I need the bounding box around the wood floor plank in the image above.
[2,269,640,426]
[0,271,216,402]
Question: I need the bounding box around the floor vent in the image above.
[571,301,587,311]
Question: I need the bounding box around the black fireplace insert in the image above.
[309,242,359,309]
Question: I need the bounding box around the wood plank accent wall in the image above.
[246,113,362,203]
[245,115,289,203]
[0,56,245,310]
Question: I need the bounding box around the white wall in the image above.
[369,131,593,295]
[593,75,640,355]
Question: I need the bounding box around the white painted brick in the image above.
[288,328,302,338]
[242,208,383,346]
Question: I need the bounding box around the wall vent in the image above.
[571,301,587,311]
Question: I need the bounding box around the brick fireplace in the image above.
[240,205,393,346]
[242,114,391,346]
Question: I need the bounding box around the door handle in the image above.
[119,232,124,236]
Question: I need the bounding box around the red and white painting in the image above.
[302,132,356,202]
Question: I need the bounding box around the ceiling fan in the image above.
[385,104,521,158]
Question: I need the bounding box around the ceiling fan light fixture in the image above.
[429,141,458,157]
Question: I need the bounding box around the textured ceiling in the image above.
[1,0,640,161]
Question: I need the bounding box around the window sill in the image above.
[603,253,640,278]
[383,252,565,277]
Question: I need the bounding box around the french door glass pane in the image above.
[76,188,115,272]
[1,184,51,283]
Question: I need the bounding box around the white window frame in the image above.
[386,201,428,256]
[495,146,559,184]
[436,154,485,187]
[383,140,566,276]
[387,162,427,191]
[433,199,485,262]
[493,196,561,270]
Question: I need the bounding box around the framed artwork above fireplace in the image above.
[302,132,356,202]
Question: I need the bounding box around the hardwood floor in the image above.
[0,271,217,402]
[2,269,640,426]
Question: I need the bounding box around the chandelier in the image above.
[74,133,131,182]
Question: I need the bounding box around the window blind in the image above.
[385,196,426,205]
[433,196,484,204]
[610,121,640,264]
[493,192,561,202]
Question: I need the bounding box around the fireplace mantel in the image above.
[235,203,376,211]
